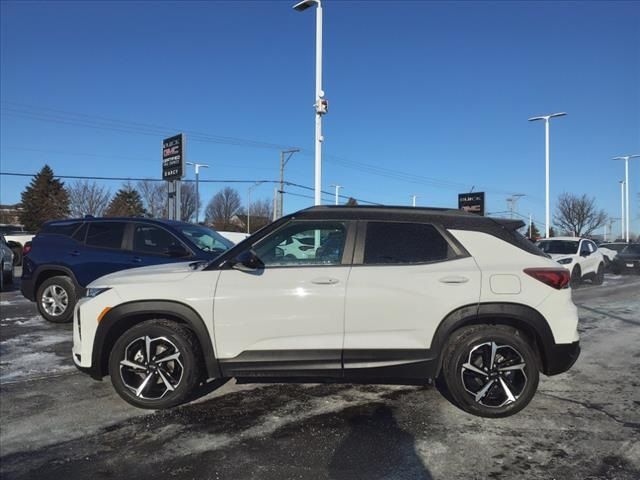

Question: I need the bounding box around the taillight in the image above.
[22,243,32,255]
[524,268,571,290]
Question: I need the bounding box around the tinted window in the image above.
[133,225,182,256]
[72,223,88,242]
[364,222,450,265]
[254,221,346,266]
[178,225,232,254]
[622,244,640,255]
[41,222,81,237]
[86,222,126,249]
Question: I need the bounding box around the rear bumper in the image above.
[543,341,580,376]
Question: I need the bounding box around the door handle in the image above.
[311,277,339,285]
[439,276,469,284]
[132,256,143,263]
[69,250,80,256]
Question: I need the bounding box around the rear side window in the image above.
[86,222,126,250]
[72,223,88,242]
[363,222,451,265]
[41,222,81,237]
[133,224,182,256]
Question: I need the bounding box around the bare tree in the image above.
[68,180,111,218]
[204,187,241,230]
[180,182,199,223]
[238,198,273,233]
[137,180,167,219]
[554,193,607,237]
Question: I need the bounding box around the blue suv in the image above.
[21,217,233,323]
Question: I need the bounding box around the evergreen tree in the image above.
[345,197,359,206]
[19,165,70,230]
[528,223,541,240]
[105,184,146,217]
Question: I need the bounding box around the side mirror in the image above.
[167,244,191,258]
[581,251,590,257]
[232,249,264,272]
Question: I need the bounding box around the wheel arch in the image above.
[431,302,557,376]
[93,300,221,380]
[34,266,82,297]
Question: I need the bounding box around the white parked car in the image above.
[73,206,580,418]
[217,231,250,245]
[597,242,627,265]
[0,224,34,266]
[536,237,605,287]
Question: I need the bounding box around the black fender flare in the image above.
[430,302,557,375]
[93,300,221,380]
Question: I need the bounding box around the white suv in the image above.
[536,237,605,287]
[73,207,580,418]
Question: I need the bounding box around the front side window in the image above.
[86,222,126,250]
[178,225,233,255]
[133,225,183,256]
[253,221,347,266]
[363,222,451,265]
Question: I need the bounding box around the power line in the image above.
[1,101,541,199]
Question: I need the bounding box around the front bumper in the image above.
[544,341,580,375]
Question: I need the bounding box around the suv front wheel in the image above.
[109,320,203,409]
[37,275,76,323]
[441,325,540,418]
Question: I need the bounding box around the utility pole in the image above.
[278,149,300,218]
[528,112,567,238]
[619,180,626,240]
[186,162,209,224]
[506,194,525,219]
[329,184,342,205]
[613,155,640,242]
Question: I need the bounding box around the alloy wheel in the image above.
[460,341,527,408]
[120,335,184,400]
[40,285,69,317]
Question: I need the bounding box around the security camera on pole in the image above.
[293,0,327,206]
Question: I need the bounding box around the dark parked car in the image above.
[21,217,233,323]
[611,244,640,275]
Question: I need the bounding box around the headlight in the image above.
[85,287,111,298]
[557,258,573,265]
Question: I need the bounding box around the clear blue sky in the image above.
[1,0,638,235]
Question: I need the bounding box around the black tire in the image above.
[592,263,605,285]
[3,269,13,285]
[11,247,22,267]
[36,275,76,323]
[0,262,4,292]
[441,325,540,418]
[109,320,203,409]
[570,265,582,288]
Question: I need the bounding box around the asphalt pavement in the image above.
[1,272,639,480]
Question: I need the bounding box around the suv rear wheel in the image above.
[441,325,540,418]
[36,275,76,323]
[109,320,203,409]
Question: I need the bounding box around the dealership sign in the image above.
[458,192,485,216]
[162,134,185,180]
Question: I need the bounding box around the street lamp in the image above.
[186,162,209,224]
[528,112,567,238]
[329,184,342,205]
[410,194,418,207]
[293,0,326,206]
[247,181,265,234]
[619,180,625,240]
[613,154,640,243]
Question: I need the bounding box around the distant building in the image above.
[0,204,22,225]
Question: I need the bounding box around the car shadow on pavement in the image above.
[328,404,432,480]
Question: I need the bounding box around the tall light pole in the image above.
[619,180,625,240]
[279,149,300,218]
[410,194,418,207]
[293,0,326,206]
[186,162,209,224]
[247,181,265,234]
[613,155,640,243]
[329,184,342,205]
[528,112,567,238]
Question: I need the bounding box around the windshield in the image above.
[536,240,579,255]
[178,225,233,254]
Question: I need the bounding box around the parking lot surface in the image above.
[1,274,639,480]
